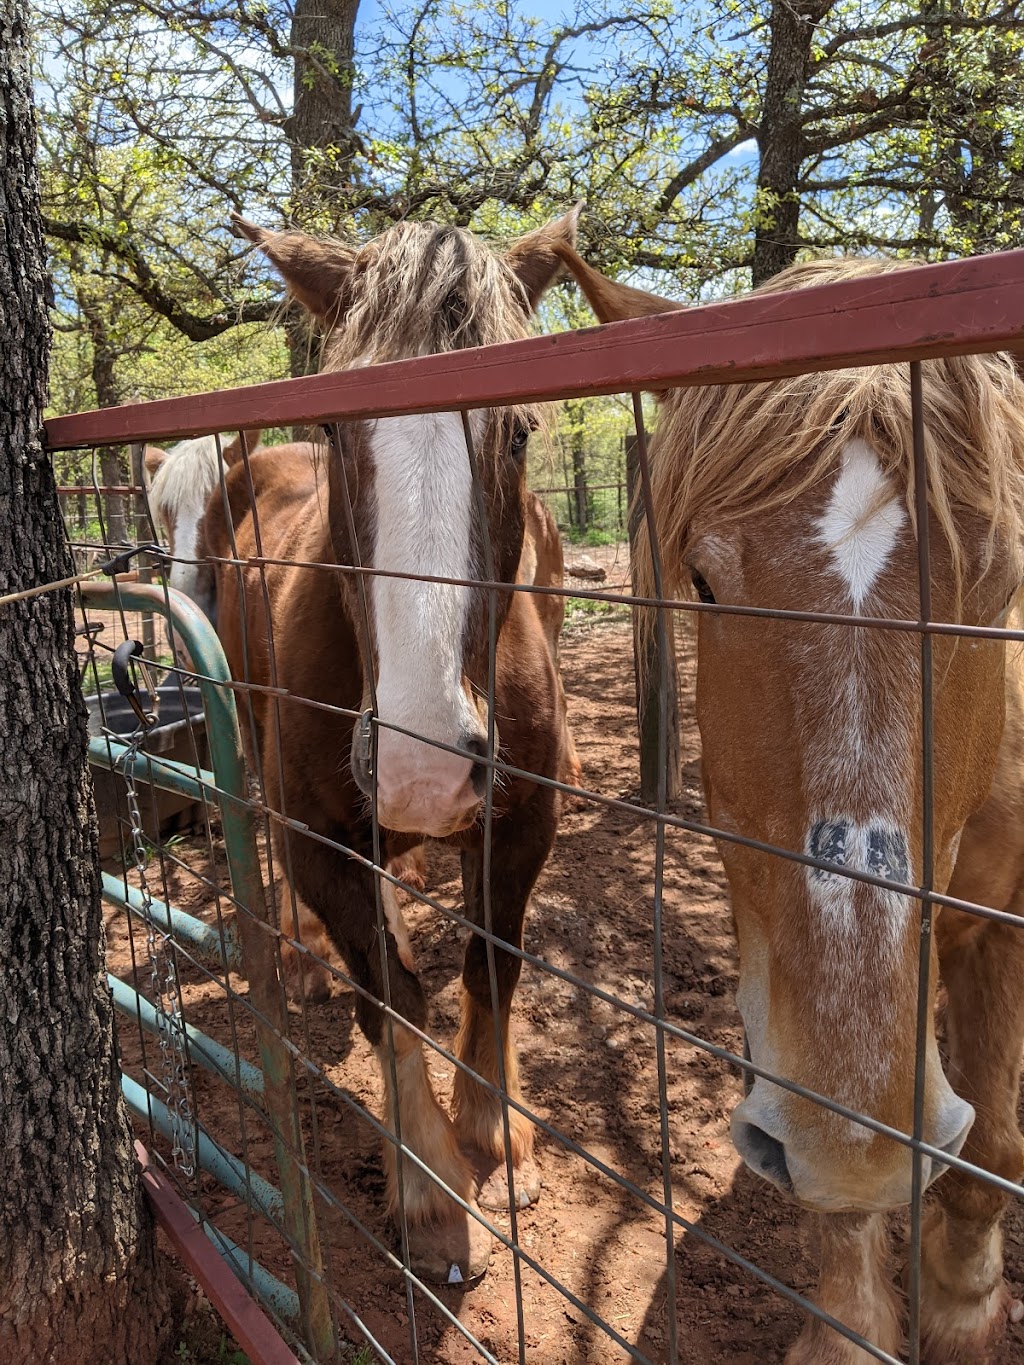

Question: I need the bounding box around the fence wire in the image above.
[51,332,1024,1365]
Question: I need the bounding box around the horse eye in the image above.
[511,425,529,456]
[691,570,716,604]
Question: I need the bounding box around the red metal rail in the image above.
[45,249,1024,449]
[135,1143,300,1365]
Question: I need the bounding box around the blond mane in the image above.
[323,221,534,369]
[635,256,1024,609]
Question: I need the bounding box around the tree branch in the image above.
[43,215,276,340]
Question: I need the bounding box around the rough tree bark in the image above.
[0,7,174,1361]
[286,0,361,381]
[752,0,834,286]
[289,0,361,213]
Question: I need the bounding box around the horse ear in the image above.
[504,203,584,311]
[143,446,166,481]
[551,242,685,323]
[231,213,355,321]
[220,429,263,466]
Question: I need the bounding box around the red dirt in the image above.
[104,610,1024,1365]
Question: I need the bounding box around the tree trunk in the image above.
[571,427,589,538]
[72,252,128,544]
[287,0,360,384]
[625,436,681,804]
[0,12,174,1361]
[752,0,833,286]
[88,308,127,545]
[559,440,576,531]
[289,0,361,226]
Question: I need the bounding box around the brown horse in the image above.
[196,457,574,1003]
[146,431,425,999]
[200,209,580,1282]
[520,490,583,791]
[557,247,1024,1363]
[146,449,579,1002]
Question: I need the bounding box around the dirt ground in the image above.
[102,569,1024,1365]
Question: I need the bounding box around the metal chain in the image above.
[118,729,196,1180]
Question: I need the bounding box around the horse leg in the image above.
[786,1214,903,1364]
[375,1016,491,1282]
[295,838,490,1282]
[389,842,428,894]
[380,875,416,972]
[560,693,584,796]
[278,888,333,1004]
[552,644,584,803]
[277,879,414,1001]
[918,909,1024,1363]
[452,789,557,1211]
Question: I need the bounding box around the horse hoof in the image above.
[476,1153,541,1211]
[405,1205,493,1284]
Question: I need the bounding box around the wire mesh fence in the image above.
[45,247,1024,1364]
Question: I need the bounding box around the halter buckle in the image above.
[356,707,375,779]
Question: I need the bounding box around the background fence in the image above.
[47,250,1024,1364]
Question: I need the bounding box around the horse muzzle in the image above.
[350,715,491,837]
[731,1089,975,1212]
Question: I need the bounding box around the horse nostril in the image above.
[735,1121,793,1194]
[351,748,370,794]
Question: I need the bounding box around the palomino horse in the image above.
[145,431,429,1001]
[201,208,581,1281]
[557,248,1024,1363]
[145,430,262,622]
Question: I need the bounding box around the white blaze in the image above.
[367,411,480,753]
[147,434,223,615]
[801,441,914,1090]
[167,508,202,601]
[816,439,906,609]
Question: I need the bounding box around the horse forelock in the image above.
[325,221,532,369]
[634,257,1024,612]
[148,434,224,533]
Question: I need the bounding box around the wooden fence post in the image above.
[625,434,681,804]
